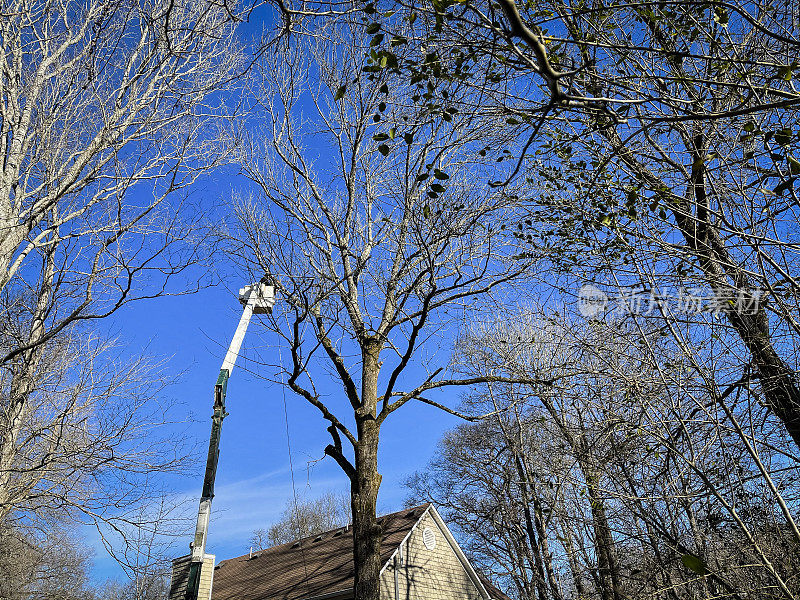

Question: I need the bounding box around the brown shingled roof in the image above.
[210,504,430,600]
[478,575,514,600]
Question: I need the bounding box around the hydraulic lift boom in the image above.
[183,281,275,600]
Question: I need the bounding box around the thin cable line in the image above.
[279,345,312,598]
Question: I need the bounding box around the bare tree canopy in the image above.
[0,0,245,362]
[0,0,248,576]
[265,1,800,454]
[250,492,350,550]
[220,15,550,599]
[411,308,800,600]
[4,2,799,598]
[0,517,96,600]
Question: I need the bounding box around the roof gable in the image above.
[379,504,491,600]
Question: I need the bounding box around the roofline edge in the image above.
[427,504,491,600]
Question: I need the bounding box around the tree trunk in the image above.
[584,470,622,600]
[574,437,622,600]
[352,340,383,600]
[560,523,589,600]
[514,452,562,600]
[601,125,800,449]
[675,153,800,448]
[532,490,563,600]
[0,246,53,518]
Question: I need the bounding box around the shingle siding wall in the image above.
[170,554,215,600]
[379,512,483,600]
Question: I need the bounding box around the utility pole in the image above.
[184,280,275,600]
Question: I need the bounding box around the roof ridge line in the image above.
[222,503,432,562]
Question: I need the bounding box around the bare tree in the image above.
[268,0,800,454]
[0,516,97,600]
[407,417,577,600]
[0,0,249,570]
[250,492,350,550]
[421,308,800,599]
[96,570,170,600]
[462,0,800,450]
[0,0,246,352]
[223,19,546,600]
[256,4,800,596]
[0,325,194,562]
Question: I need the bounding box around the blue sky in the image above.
[91,269,465,582]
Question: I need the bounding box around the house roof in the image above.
[209,503,509,600]
[478,576,514,600]
[210,504,429,600]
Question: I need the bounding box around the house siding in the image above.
[379,512,483,600]
[170,554,215,600]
